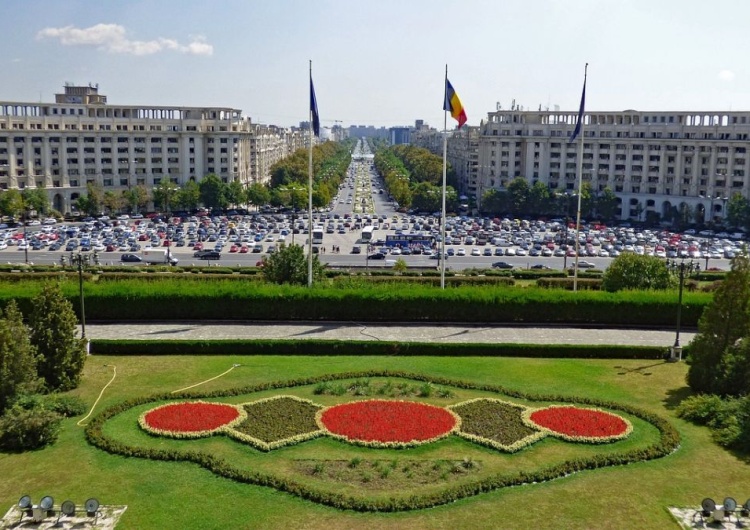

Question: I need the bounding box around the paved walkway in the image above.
[85,322,695,347]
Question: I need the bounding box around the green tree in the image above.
[199,174,228,210]
[595,187,619,222]
[506,178,529,216]
[261,244,325,285]
[175,180,200,211]
[102,190,124,214]
[528,182,552,217]
[687,253,750,396]
[153,177,179,214]
[225,180,245,207]
[0,189,25,218]
[246,183,271,210]
[122,185,149,214]
[0,300,40,413]
[726,192,750,230]
[28,283,87,391]
[601,253,674,292]
[21,188,50,216]
[410,182,441,212]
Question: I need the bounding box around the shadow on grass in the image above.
[663,386,693,411]
[612,361,667,377]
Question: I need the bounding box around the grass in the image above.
[1,354,748,529]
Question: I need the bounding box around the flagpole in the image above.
[308,59,314,287]
[573,63,588,292]
[441,65,448,289]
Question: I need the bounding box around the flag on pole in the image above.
[310,75,320,137]
[569,70,587,142]
[443,79,467,129]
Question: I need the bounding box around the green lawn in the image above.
[1,354,747,530]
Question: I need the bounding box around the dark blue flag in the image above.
[569,69,587,143]
[310,76,320,137]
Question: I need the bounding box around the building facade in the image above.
[413,109,750,223]
[0,84,306,215]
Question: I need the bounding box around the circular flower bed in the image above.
[140,401,245,438]
[525,405,632,442]
[317,400,459,447]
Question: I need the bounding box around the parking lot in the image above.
[0,140,741,271]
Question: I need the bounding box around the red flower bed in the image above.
[143,402,241,434]
[318,400,457,445]
[528,406,629,439]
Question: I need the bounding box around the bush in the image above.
[677,394,749,450]
[602,253,673,292]
[0,404,62,451]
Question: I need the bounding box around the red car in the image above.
[239,245,249,253]
[229,244,239,253]
[193,242,204,251]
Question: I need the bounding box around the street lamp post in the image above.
[70,252,90,350]
[23,207,29,264]
[668,258,695,361]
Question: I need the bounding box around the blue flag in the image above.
[569,70,587,143]
[310,76,320,137]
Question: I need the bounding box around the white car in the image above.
[457,248,466,256]
[0,241,7,250]
[471,247,481,256]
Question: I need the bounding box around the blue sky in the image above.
[2,0,750,129]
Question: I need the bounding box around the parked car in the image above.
[491,261,514,269]
[570,260,596,269]
[351,246,362,254]
[197,250,221,260]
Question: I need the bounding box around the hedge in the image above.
[85,370,680,512]
[0,278,709,326]
[89,339,669,359]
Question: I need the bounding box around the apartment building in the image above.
[0,83,305,215]
[414,109,750,223]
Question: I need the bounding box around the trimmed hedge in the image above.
[0,278,709,326]
[85,370,680,512]
[89,339,669,359]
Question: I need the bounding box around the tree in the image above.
[0,189,24,218]
[225,180,245,207]
[528,182,552,217]
[28,283,87,391]
[123,185,149,214]
[0,300,40,413]
[595,187,619,222]
[506,178,529,216]
[687,253,750,396]
[102,190,124,214]
[601,253,674,292]
[175,180,200,211]
[260,244,325,285]
[726,192,750,230]
[246,183,271,210]
[153,177,179,214]
[21,188,50,216]
[199,174,228,210]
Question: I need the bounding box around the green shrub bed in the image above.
[89,339,669,359]
[85,369,680,512]
[449,398,541,451]
[234,396,322,444]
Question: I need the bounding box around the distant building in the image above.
[389,127,411,145]
[0,83,307,214]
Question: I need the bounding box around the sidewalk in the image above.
[85,322,694,347]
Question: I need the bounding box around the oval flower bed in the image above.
[316,400,460,448]
[139,401,246,439]
[524,405,632,443]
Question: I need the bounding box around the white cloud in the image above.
[36,23,213,56]
[718,70,735,82]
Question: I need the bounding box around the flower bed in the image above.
[139,401,246,439]
[449,398,546,452]
[316,400,460,448]
[226,395,323,451]
[524,405,632,443]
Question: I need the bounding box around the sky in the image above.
[2,0,750,130]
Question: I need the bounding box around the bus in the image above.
[361,225,374,243]
[312,227,324,245]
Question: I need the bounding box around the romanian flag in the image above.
[443,79,467,129]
